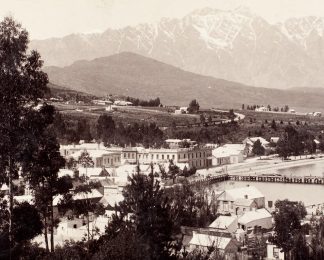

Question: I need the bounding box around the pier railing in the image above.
[189,174,324,185]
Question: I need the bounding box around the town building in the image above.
[255,106,268,112]
[121,146,213,169]
[175,107,189,114]
[60,142,106,157]
[217,186,265,214]
[188,231,239,255]
[165,139,196,148]
[238,208,273,232]
[243,137,270,155]
[209,215,238,234]
[212,144,245,166]
[267,242,284,260]
[92,99,113,106]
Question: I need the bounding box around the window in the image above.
[273,247,279,258]
[167,155,169,159]
[162,155,164,160]
[151,154,154,159]
[268,201,273,208]
[172,155,175,160]
[73,224,77,229]
[157,154,159,159]
[132,153,134,159]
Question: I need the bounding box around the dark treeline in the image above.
[277,125,318,159]
[168,121,239,144]
[126,96,161,107]
[52,113,241,147]
[242,104,290,112]
[52,113,164,148]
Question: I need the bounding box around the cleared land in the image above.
[53,103,228,127]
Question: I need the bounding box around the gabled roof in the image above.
[234,198,255,207]
[189,232,232,250]
[218,186,264,201]
[244,137,269,146]
[238,208,272,225]
[212,144,244,158]
[1,183,9,191]
[53,189,103,206]
[71,149,116,160]
[209,216,237,230]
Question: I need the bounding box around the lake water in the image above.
[211,161,324,206]
[276,161,324,177]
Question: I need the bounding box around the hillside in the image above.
[45,52,324,111]
[31,7,324,89]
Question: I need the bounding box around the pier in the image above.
[190,174,324,185]
[228,174,324,184]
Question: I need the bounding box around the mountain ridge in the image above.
[45,52,324,112]
[30,7,324,89]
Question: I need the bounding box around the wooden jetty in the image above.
[190,174,324,185]
[228,174,324,184]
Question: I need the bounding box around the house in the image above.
[217,186,265,214]
[314,139,320,149]
[243,137,269,154]
[233,198,258,215]
[114,100,133,106]
[255,106,268,112]
[212,144,245,166]
[165,139,196,148]
[92,99,113,106]
[267,242,284,260]
[78,167,112,179]
[189,231,239,254]
[60,142,105,157]
[313,112,322,117]
[0,183,9,195]
[209,215,238,234]
[238,208,273,232]
[270,137,280,144]
[70,149,121,168]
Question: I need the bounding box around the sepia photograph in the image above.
[0,0,324,259]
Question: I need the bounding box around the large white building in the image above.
[121,146,212,169]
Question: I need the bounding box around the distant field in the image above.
[53,103,227,127]
[240,110,324,124]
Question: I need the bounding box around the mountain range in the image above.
[45,52,324,111]
[32,7,324,89]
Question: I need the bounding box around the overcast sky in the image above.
[0,0,324,40]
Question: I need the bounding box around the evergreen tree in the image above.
[25,131,72,252]
[96,114,115,143]
[0,17,49,253]
[188,99,200,113]
[252,139,265,158]
[271,119,277,130]
[270,200,307,259]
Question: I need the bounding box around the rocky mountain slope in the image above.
[31,7,324,89]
